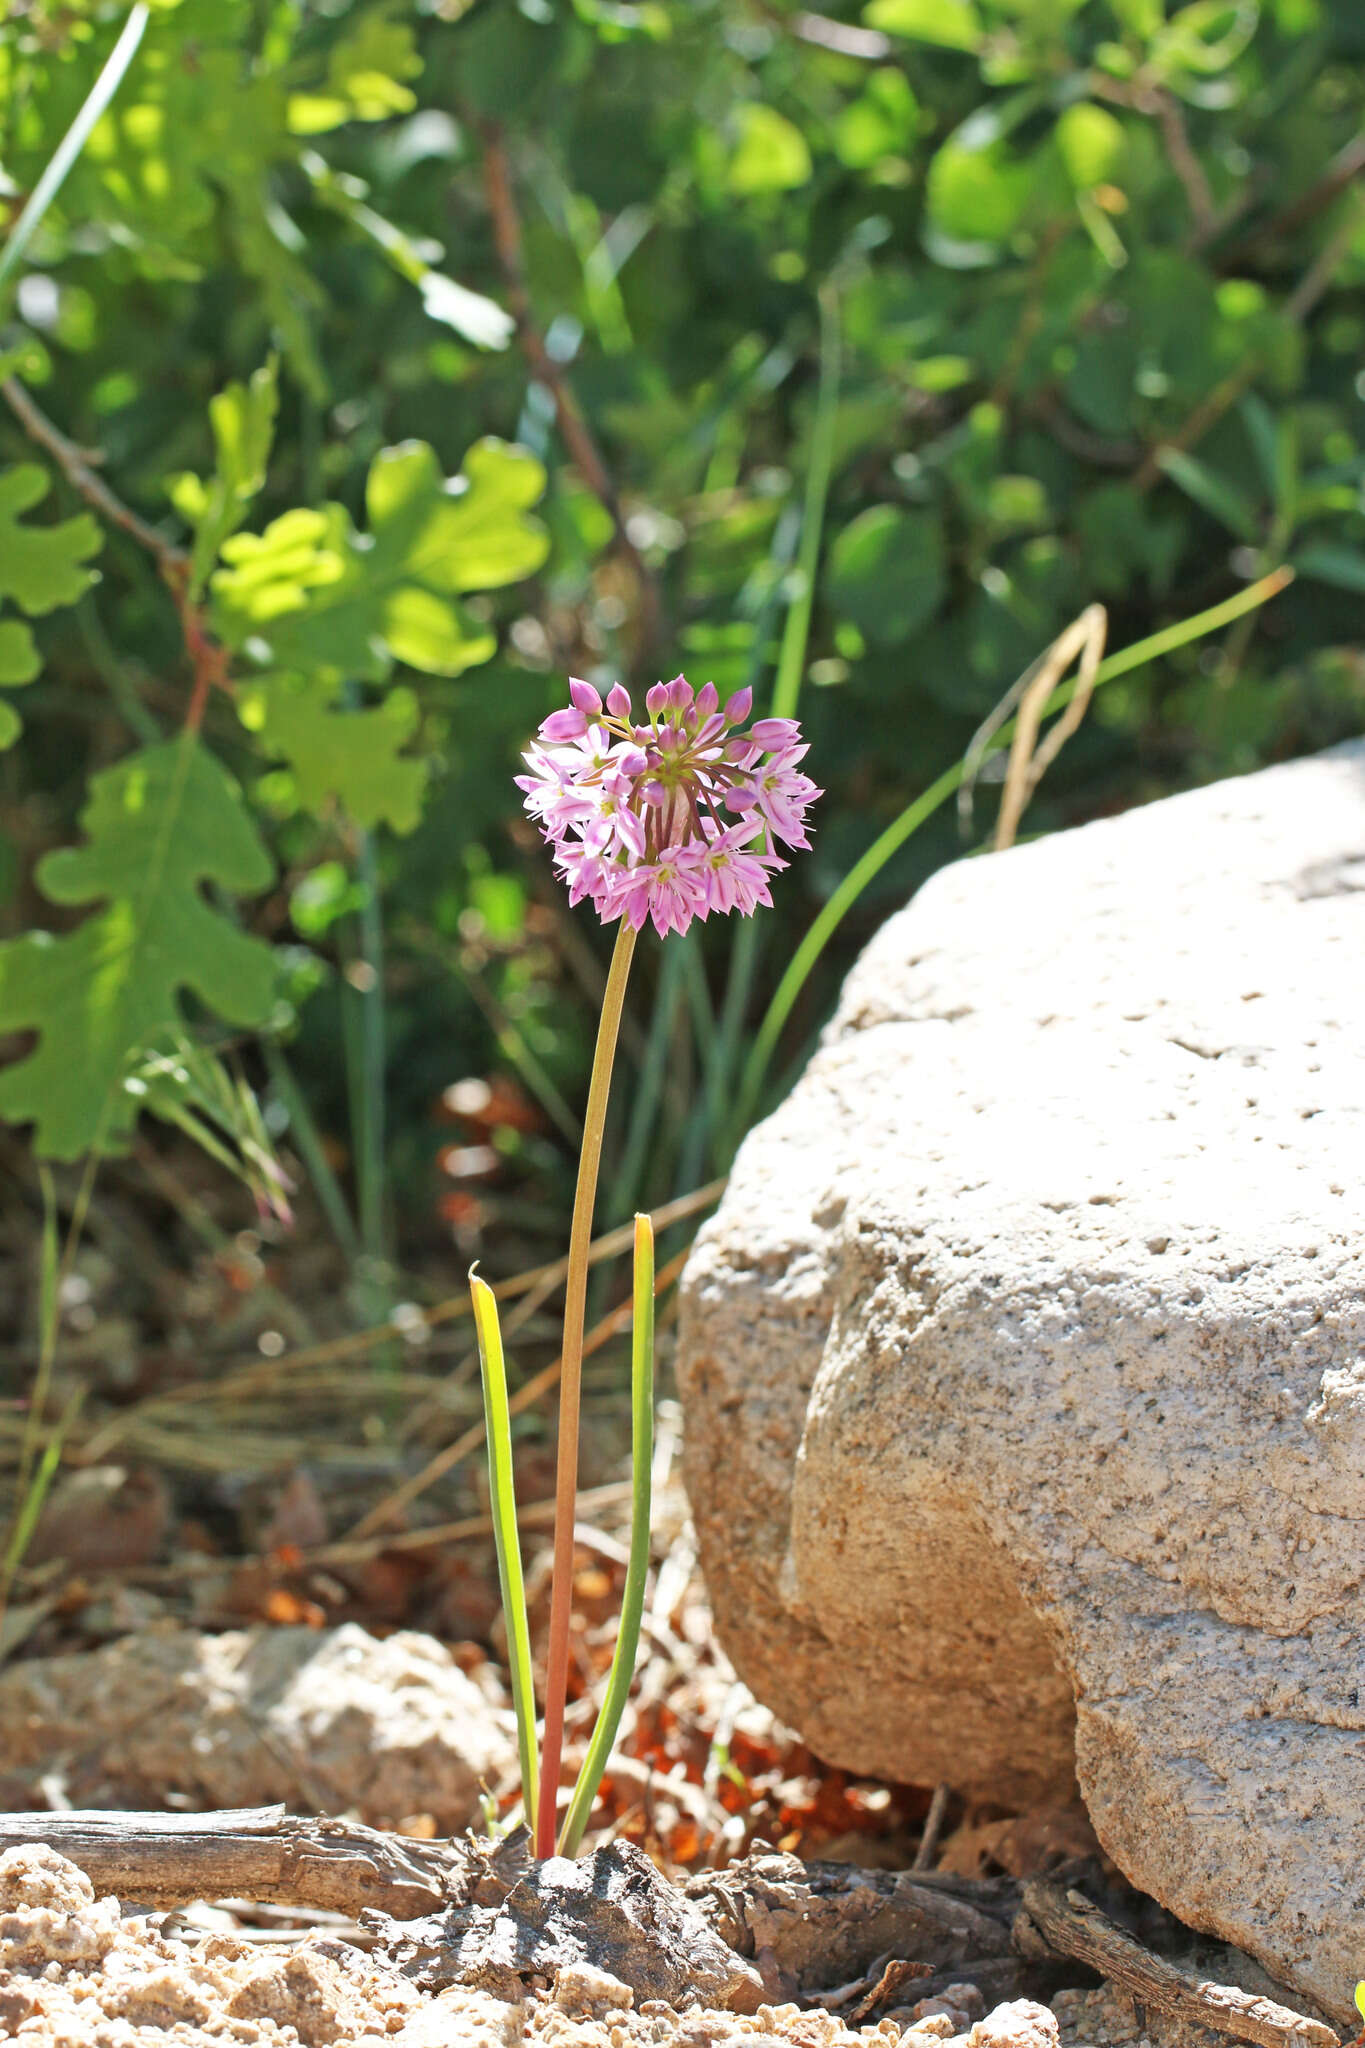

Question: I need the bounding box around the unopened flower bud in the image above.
[541,707,589,741]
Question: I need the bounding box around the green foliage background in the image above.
[1,0,1363,1284]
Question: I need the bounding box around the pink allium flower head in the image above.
[520,675,820,936]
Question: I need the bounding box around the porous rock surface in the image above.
[0,1623,512,1830]
[677,742,1365,2024]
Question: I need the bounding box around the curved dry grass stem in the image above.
[993,603,1108,852]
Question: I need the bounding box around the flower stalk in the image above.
[535,917,637,1857]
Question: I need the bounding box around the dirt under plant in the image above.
[0,1839,1191,2048]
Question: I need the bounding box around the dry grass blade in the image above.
[341,1244,692,1543]
[76,1180,723,1465]
[957,606,1108,852]
[994,604,1107,850]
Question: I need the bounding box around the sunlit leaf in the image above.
[239,671,430,832]
[287,8,423,134]
[169,359,278,597]
[834,69,919,170]
[0,739,277,1160]
[213,438,548,681]
[1055,102,1125,189]
[1153,0,1259,77]
[727,105,812,195]
[926,127,1033,255]
[864,0,983,51]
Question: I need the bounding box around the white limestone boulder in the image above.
[677,742,1365,2024]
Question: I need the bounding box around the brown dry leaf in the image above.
[258,1469,329,1552]
[27,1466,169,1572]
[937,1801,1100,1878]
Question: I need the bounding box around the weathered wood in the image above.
[1018,1882,1339,2048]
[0,1806,460,1920]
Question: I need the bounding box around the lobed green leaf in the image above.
[0,739,277,1160]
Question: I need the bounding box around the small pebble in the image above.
[966,2000,1062,2048]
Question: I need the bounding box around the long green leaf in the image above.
[558,1213,654,1857]
[470,1271,539,1826]
[772,286,842,720]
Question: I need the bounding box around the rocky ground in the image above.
[0,1841,1226,2048]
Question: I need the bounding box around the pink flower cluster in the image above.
[518,676,820,938]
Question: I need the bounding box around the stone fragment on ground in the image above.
[0,1622,513,1830]
[677,741,1365,2024]
[377,1830,763,2010]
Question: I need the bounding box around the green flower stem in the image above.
[0,7,151,313]
[771,285,841,722]
[354,829,390,1275]
[263,1041,362,1267]
[733,566,1296,1142]
[537,919,638,1857]
[470,1272,540,1825]
[558,1211,655,1856]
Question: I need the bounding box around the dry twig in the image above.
[0,1807,457,1920]
[0,376,229,730]
[1018,1882,1338,2048]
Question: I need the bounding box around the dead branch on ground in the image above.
[1017,1880,1339,2048]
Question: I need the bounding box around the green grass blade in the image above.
[771,286,841,720]
[608,945,685,1221]
[2,1386,82,1587]
[733,567,1295,1139]
[471,1271,540,1827]
[558,1212,655,1857]
[264,1043,362,1265]
[0,7,151,312]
